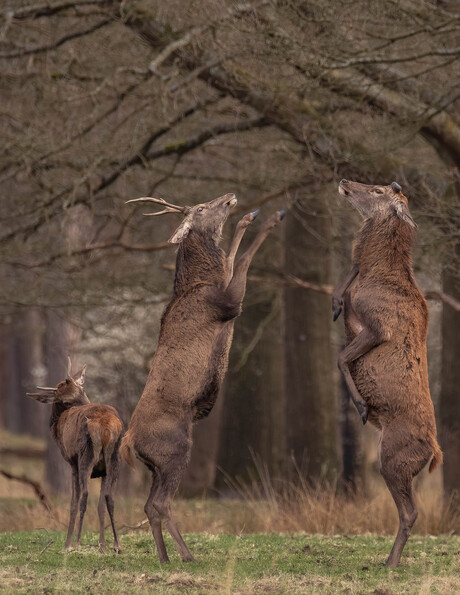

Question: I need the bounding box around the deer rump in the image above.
[57,404,123,478]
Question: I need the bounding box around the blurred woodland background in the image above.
[0,0,459,530]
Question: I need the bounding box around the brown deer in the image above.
[121,193,284,563]
[27,358,123,553]
[333,179,442,567]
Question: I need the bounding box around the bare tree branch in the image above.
[0,17,112,58]
[0,0,111,20]
[0,468,53,514]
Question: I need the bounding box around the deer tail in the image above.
[429,442,443,473]
[120,431,136,469]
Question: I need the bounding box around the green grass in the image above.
[0,531,459,594]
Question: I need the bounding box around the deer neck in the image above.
[353,213,416,279]
[49,394,89,431]
[174,230,225,295]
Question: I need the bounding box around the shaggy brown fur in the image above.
[122,193,284,563]
[333,179,442,567]
[27,361,123,553]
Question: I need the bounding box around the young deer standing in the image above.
[333,179,442,567]
[122,193,284,563]
[27,359,123,553]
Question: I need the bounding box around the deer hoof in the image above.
[113,545,122,555]
[332,297,343,321]
[98,543,106,554]
[182,553,196,563]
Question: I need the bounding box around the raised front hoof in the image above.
[262,210,285,231]
[357,403,368,425]
[239,210,259,228]
[332,297,343,322]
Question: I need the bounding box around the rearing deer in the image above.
[27,358,123,553]
[122,193,284,563]
[333,179,442,566]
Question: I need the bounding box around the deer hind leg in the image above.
[337,328,378,425]
[380,434,431,567]
[98,477,107,553]
[76,449,97,547]
[104,445,122,553]
[65,467,80,550]
[145,469,170,563]
[226,210,285,301]
[154,465,195,563]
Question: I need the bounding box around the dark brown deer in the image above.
[121,193,284,563]
[333,179,442,566]
[27,358,123,553]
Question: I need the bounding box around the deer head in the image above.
[126,193,238,244]
[26,357,89,406]
[338,179,416,228]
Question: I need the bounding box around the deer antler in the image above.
[67,356,72,378]
[126,197,189,216]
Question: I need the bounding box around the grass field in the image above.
[1,431,459,593]
[1,530,459,594]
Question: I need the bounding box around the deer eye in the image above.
[197,207,204,212]
[374,189,383,194]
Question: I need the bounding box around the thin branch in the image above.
[0,446,45,458]
[0,94,224,241]
[149,26,204,75]
[0,468,53,515]
[8,240,172,269]
[324,46,460,70]
[425,290,460,312]
[235,294,281,371]
[0,17,112,58]
[0,72,152,186]
[0,0,111,20]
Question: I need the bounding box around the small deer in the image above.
[27,358,123,553]
[333,179,442,566]
[122,193,284,562]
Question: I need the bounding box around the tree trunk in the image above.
[339,377,364,495]
[44,309,81,494]
[440,262,460,502]
[284,197,338,483]
[216,289,286,490]
[181,395,226,495]
[0,310,47,437]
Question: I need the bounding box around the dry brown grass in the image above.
[0,465,457,537]
[1,429,457,536]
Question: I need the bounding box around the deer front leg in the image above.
[337,328,378,425]
[332,265,358,321]
[224,209,260,288]
[225,210,285,302]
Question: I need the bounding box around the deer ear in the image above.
[73,364,87,386]
[26,391,57,404]
[392,199,417,228]
[169,219,192,244]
